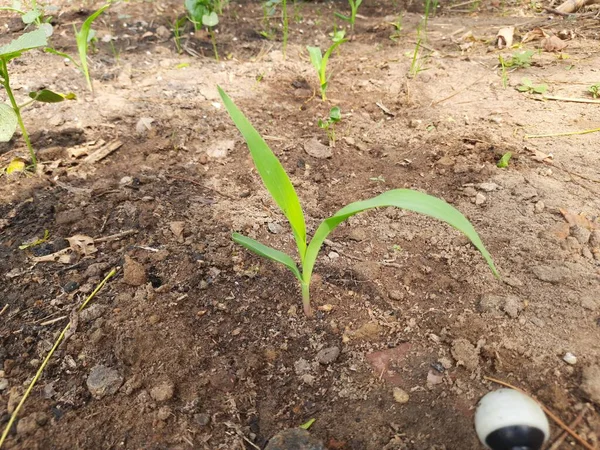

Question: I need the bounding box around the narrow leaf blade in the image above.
[306,46,323,74]
[218,87,307,259]
[29,89,75,103]
[233,233,302,281]
[303,189,497,282]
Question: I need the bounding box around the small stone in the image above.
[265,428,325,450]
[451,338,479,371]
[0,378,8,391]
[475,193,486,205]
[477,182,500,192]
[123,255,147,286]
[294,358,311,375]
[426,369,444,386]
[150,380,175,402]
[156,406,172,421]
[86,365,124,399]
[563,352,577,365]
[156,25,171,40]
[392,387,409,404]
[148,314,161,324]
[409,119,422,129]
[503,296,522,319]
[268,222,283,234]
[194,413,211,426]
[439,357,453,369]
[206,139,235,159]
[304,137,332,159]
[348,228,367,241]
[581,365,600,404]
[534,201,545,213]
[571,225,591,245]
[388,290,404,301]
[328,251,339,260]
[353,261,380,281]
[16,413,44,435]
[316,347,340,365]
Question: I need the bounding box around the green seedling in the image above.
[409,39,427,78]
[19,230,50,250]
[318,106,341,146]
[389,16,403,42]
[497,152,512,168]
[75,4,110,92]
[185,0,221,59]
[262,0,289,57]
[498,50,535,88]
[334,0,363,33]
[172,16,187,54]
[218,87,498,317]
[516,78,547,95]
[299,418,316,430]
[307,29,348,101]
[1,0,44,27]
[203,11,220,61]
[588,83,600,99]
[1,29,75,169]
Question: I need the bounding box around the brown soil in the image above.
[1,0,600,449]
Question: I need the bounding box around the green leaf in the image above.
[302,189,498,286]
[0,103,18,142]
[185,0,207,23]
[22,9,41,24]
[334,12,351,21]
[29,89,76,103]
[329,106,341,122]
[307,46,323,75]
[202,11,219,27]
[497,151,512,168]
[218,87,307,260]
[299,418,316,430]
[533,84,547,94]
[233,233,302,281]
[0,28,48,60]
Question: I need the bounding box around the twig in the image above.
[548,405,588,450]
[40,316,68,326]
[483,376,595,450]
[94,229,138,243]
[0,304,7,317]
[0,268,118,447]
[540,95,600,104]
[526,127,600,138]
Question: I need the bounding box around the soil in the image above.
[1,0,600,449]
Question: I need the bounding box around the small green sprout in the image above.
[588,83,600,99]
[389,16,403,42]
[334,0,363,34]
[497,151,512,168]
[185,0,221,60]
[75,4,110,92]
[172,16,187,54]
[0,29,75,169]
[262,0,289,57]
[516,78,547,95]
[307,29,348,101]
[218,87,498,317]
[299,418,316,430]
[318,106,341,146]
[19,230,50,250]
[498,50,536,88]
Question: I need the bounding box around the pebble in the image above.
[294,358,312,375]
[477,182,500,192]
[304,138,332,159]
[265,428,325,450]
[268,222,283,234]
[348,228,367,241]
[0,378,8,391]
[123,255,147,286]
[79,304,107,323]
[392,387,410,404]
[150,380,175,402]
[503,296,522,319]
[328,251,339,260]
[16,413,47,435]
[475,193,486,205]
[206,139,235,159]
[352,261,380,281]
[426,369,444,386]
[451,339,479,371]
[316,346,340,365]
[156,25,170,40]
[571,225,591,245]
[581,365,600,404]
[534,201,545,213]
[388,290,404,301]
[563,352,577,365]
[86,365,124,399]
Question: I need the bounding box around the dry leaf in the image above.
[542,36,568,52]
[497,26,514,49]
[66,234,97,256]
[528,148,553,162]
[67,147,90,159]
[560,209,596,230]
[32,248,73,264]
[521,27,549,43]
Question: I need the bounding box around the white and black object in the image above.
[475,389,550,450]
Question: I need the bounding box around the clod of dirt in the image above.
[581,365,600,405]
[194,413,211,426]
[156,406,172,421]
[0,378,8,391]
[169,221,186,242]
[531,264,571,284]
[86,365,124,399]
[209,370,236,392]
[571,225,591,245]
[451,339,480,371]
[265,428,325,450]
[502,296,522,319]
[316,346,340,365]
[304,138,332,159]
[388,290,404,301]
[150,380,175,402]
[294,358,312,375]
[352,261,380,282]
[475,193,486,205]
[123,255,147,286]
[16,412,47,435]
[347,228,367,242]
[352,322,382,341]
[206,139,235,159]
[392,387,410,404]
[427,369,444,386]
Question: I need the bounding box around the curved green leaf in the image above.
[218,87,307,261]
[0,104,18,142]
[307,46,322,75]
[233,233,302,281]
[0,28,47,60]
[202,11,219,27]
[29,89,76,103]
[303,189,498,284]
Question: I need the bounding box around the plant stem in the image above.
[282,0,288,59]
[209,28,219,61]
[0,59,37,168]
[301,281,313,317]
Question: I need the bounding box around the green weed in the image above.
[516,78,547,95]
[218,87,498,317]
[588,83,600,99]
[497,152,512,168]
[334,0,363,34]
[307,29,347,100]
[318,106,341,146]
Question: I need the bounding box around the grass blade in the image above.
[233,233,302,281]
[307,46,322,74]
[218,86,307,260]
[303,189,498,284]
